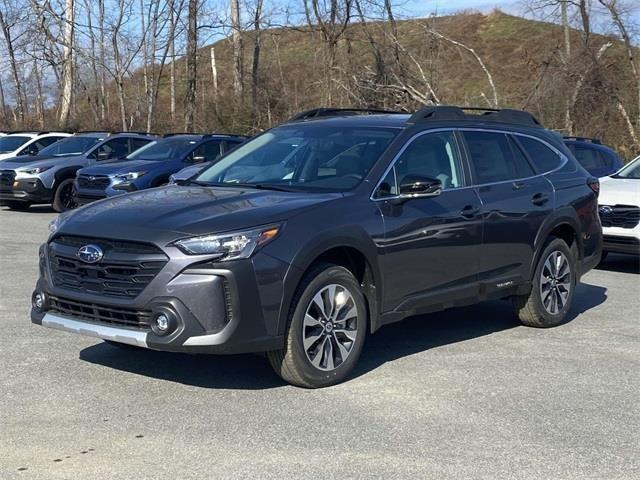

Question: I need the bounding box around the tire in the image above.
[52,178,77,212]
[4,201,30,211]
[513,238,577,328]
[267,263,368,388]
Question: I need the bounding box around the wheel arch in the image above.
[531,207,582,280]
[278,230,384,336]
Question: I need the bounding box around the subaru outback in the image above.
[31,106,602,388]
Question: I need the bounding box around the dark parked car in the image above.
[32,106,602,388]
[563,136,623,178]
[74,134,246,205]
[0,132,154,211]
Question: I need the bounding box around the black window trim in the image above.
[370,128,469,201]
[371,127,569,201]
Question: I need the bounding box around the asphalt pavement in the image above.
[1,205,638,479]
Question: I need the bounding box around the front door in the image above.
[374,130,483,313]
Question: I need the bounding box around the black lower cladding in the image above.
[48,235,168,299]
[49,294,153,330]
[603,235,640,255]
[0,174,51,203]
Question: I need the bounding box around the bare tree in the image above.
[184,0,198,131]
[250,0,264,115]
[0,2,26,125]
[230,0,244,98]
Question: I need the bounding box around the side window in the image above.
[34,136,62,151]
[375,131,463,198]
[92,138,130,160]
[518,136,562,173]
[507,136,536,178]
[130,138,150,153]
[224,139,243,153]
[464,131,534,184]
[570,145,605,173]
[192,140,222,162]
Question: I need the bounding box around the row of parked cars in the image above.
[0,130,246,212]
[1,106,638,387]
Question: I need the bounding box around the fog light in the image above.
[32,291,47,312]
[155,314,170,332]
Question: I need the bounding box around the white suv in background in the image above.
[0,132,71,161]
[598,156,640,259]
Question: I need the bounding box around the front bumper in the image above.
[0,178,52,204]
[602,225,640,256]
[31,241,288,354]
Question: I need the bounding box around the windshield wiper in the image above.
[230,182,297,192]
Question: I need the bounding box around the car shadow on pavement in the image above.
[352,281,607,380]
[596,253,639,274]
[79,282,607,390]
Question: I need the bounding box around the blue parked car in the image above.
[74,133,246,205]
[563,136,624,178]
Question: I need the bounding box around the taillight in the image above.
[587,177,600,196]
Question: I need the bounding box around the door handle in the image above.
[532,192,549,206]
[460,205,480,218]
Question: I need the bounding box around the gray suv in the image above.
[0,132,154,211]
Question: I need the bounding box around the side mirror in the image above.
[96,151,110,161]
[189,155,206,164]
[394,175,442,202]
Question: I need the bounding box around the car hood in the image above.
[58,185,342,244]
[171,163,210,180]
[79,159,161,176]
[599,177,640,206]
[0,155,77,170]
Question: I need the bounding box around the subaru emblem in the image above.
[599,205,613,215]
[77,244,104,263]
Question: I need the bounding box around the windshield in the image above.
[0,136,30,153]
[613,157,640,179]
[195,125,398,192]
[128,138,199,161]
[39,136,102,156]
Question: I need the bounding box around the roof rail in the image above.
[288,107,405,122]
[407,105,543,128]
[563,136,601,145]
[110,130,158,136]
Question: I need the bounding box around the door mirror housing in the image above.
[96,151,111,161]
[397,175,442,199]
[188,155,206,164]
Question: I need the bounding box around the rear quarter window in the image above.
[517,136,563,173]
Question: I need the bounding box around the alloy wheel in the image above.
[539,250,572,315]
[302,284,359,371]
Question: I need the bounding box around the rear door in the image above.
[461,130,554,293]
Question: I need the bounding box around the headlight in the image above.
[48,210,73,236]
[15,166,51,178]
[114,171,146,182]
[173,224,282,259]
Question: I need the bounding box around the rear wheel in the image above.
[513,238,576,328]
[52,178,77,212]
[3,201,30,211]
[267,263,367,388]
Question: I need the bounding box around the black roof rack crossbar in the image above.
[288,107,405,122]
[407,105,543,128]
[563,136,601,144]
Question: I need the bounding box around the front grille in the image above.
[77,174,111,189]
[49,295,152,330]
[49,235,168,299]
[600,205,640,229]
[0,169,16,188]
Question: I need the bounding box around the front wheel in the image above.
[267,263,368,388]
[513,238,576,328]
[52,178,77,212]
